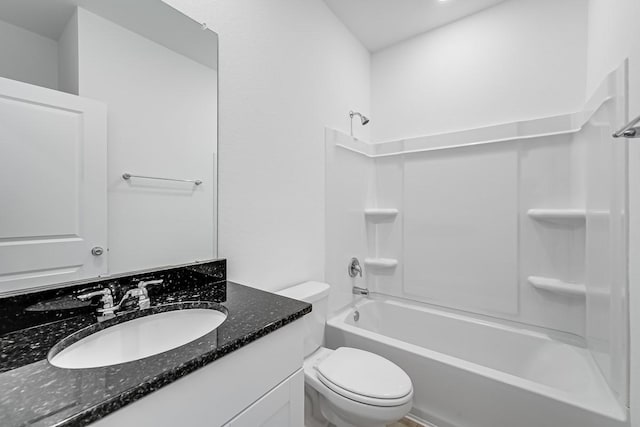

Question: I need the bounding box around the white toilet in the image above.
[276,281,413,427]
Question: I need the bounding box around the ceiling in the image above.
[323,0,510,52]
[0,0,78,40]
[0,0,218,69]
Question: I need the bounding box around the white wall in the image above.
[58,12,78,95]
[370,0,588,142]
[77,8,217,275]
[0,19,59,91]
[586,0,640,97]
[164,0,371,291]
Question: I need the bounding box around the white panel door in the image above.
[0,77,107,293]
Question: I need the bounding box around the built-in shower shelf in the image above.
[527,209,586,223]
[364,258,398,269]
[364,208,399,222]
[527,276,586,297]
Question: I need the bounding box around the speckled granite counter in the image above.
[0,260,311,427]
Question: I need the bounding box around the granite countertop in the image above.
[0,260,311,427]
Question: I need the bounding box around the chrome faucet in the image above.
[348,258,369,296]
[352,286,369,296]
[77,288,115,321]
[134,279,164,309]
[77,279,163,322]
[348,258,362,278]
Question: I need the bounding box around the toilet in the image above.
[276,281,413,427]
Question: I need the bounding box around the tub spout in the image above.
[352,286,369,296]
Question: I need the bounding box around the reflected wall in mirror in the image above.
[0,0,218,294]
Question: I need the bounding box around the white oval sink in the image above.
[49,308,227,369]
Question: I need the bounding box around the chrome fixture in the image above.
[352,286,369,296]
[77,288,115,321]
[123,173,202,185]
[353,310,360,322]
[91,246,104,256]
[613,114,640,138]
[349,111,370,136]
[348,257,362,278]
[134,279,164,309]
[77,279,164,322]
[114,279,164,312]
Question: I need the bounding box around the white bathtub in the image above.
[325,297,627,427]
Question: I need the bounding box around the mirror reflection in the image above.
[0,0,218,294]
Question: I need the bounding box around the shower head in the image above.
[350,110,370,126]
[349,111,370,136]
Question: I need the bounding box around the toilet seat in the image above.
[315,347,413,407]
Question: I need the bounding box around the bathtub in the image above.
[325,297,627,427]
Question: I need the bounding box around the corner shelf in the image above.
[364,208,399,222]
[364,258,398,269]
[527,209,586,223]
[527,276,586,297]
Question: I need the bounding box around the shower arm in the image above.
[350,111,360,136]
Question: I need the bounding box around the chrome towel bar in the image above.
[122,173,202,185]
[613,114,640,138]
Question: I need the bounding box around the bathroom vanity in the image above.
[0,260,311,426]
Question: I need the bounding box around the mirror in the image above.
[0,0,218,294]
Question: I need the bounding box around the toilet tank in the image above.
[276,281,330,357]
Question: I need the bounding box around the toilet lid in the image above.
[316,347,412,401]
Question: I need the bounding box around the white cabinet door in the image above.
[0,77,107,293]
[225,369,304,427]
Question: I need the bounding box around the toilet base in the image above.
[303,347,412,427]
[318,391,411,427]
[319,394,388,427]
[305,384,330,427]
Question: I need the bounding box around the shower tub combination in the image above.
[325,296,627,427]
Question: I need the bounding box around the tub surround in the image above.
[0,260,311,427]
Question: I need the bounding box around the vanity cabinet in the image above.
[224,370,304,427]
[91,321,305,427]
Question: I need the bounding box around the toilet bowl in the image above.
[276,282,413,427]
[305,346,413,427]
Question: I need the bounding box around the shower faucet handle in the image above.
[348,257,363,278]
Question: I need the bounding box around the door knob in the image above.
[91,247,104,256]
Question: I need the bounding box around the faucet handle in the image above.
[137,279,163,290]
[78,288,115,320]
[138,279,164,293]
[348,258,363,278]
[77,288,113,307]
[136,279,163,310]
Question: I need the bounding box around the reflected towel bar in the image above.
[122,173,202,185]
